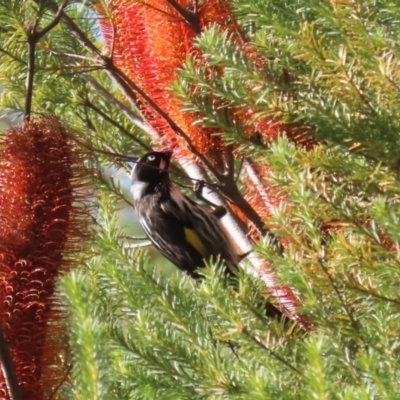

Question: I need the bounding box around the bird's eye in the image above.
[147,155,156,162]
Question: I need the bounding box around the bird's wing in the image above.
[162,187,239,269]
[138,199,208,279]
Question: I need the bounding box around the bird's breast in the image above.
[131,181,149,201]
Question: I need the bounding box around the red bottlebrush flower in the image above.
[0,118,91,400]
[97,0,242,161]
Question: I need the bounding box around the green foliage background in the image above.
[1,0,400,399]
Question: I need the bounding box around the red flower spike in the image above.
[0,118,92,400]
[97,0,243,161]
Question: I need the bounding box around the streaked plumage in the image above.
[130,151,240,279]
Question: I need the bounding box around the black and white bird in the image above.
[130,151,240,279]
[130,151,284,320]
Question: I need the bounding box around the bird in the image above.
[130,151,240,279]
[130,151,284,321]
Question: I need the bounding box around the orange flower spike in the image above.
[0,119,91,400]
[98,0,243,159]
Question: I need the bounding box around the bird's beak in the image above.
[160,151,173,171]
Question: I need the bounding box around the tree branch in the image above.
[166,0,201,34]
[24,0,67,119]
[25,35,36,120]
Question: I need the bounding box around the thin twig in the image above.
[39,65,102,73]
[120,235,148,241]
[225,144,235,181]
[134,1,189,26]
[76,137,222,191]
[52,3,102,57]
[0,47,26,64]
[24,1,67,119]
[242,326,303,375]
[83,99,151,150]
[235,156,245,183]
[74,138,137,162]
[25,35,36,119]
[48,363,73,400]
[317,256,364,338]
[48,49,97,62]
[81,74,160,141]
[123,242,152,249]
[346,284,400,306]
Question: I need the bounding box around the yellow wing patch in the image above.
[184,227,208,257]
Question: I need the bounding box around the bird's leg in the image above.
[194,181,227,219]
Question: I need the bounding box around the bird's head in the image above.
[130,151,173,200]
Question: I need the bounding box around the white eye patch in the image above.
[147,155,156,161]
